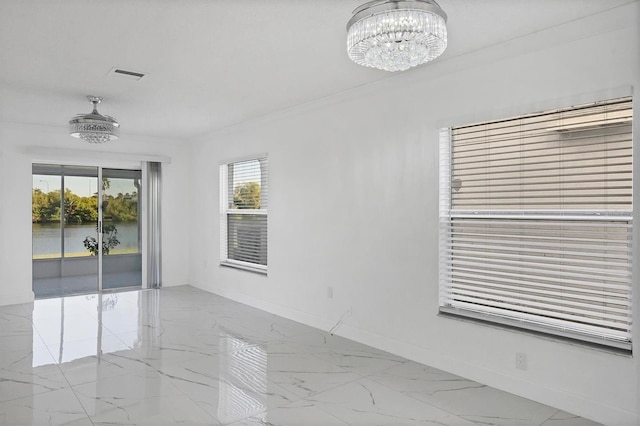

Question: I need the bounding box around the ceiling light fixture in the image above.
[69,96,119,144]
[347,0,448,72]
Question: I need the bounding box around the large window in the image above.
[439,97,633,351]
[32,165,141,259]
[220,156,268,273]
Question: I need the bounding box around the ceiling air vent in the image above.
[107,67,146,81]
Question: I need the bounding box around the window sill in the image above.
[438,307,632,356]
[220,261,267,276]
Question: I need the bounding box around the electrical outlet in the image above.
[327,286,333,299]
[516,352,527,370]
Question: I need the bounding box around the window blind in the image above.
[220,156,268,271]
[439,97,633,350]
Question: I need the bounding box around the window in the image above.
[439,97,633,351]
[32,165,142,260]
[220,156,268,273]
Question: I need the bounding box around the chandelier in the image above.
[347,0,448,72]
[69,96,119,143]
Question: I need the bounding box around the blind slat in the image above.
[450,256,630,279]
[450,295,628,330]
[446,302,630,341]
[449,287,630,319]
[444,247,628,269]
[450,259,630,283]
[448,265,630,293]
[446,275,630,299]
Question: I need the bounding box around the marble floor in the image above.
[0,286,600,426]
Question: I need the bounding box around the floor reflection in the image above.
[218,330,267,423]
[31,290,149,367]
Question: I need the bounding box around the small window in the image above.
[220,156,268,273]
[439,97,633,351]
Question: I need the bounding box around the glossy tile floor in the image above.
[0,286,600,426]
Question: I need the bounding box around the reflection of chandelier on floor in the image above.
[347,0,448,72]
[69,96,119,144]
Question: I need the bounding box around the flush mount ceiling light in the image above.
[69,96,119,144]
[347,0,448,72]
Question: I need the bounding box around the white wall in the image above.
[188,4,639,425]
[0,122,190,305]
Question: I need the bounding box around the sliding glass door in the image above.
[32,165,142,298]
[102,168,142,290]
[33,165,99,297]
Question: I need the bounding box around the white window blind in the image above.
[439,97,633,350]
[220,156,268,272]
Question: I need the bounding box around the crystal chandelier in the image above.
[69,96,119,143]
[347,0,448,72]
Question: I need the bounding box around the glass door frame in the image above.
[101,167,144,292]
[97,166,104,291]
[32,162,146,297]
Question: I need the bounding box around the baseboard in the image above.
[211,288,338,333]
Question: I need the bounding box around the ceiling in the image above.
[0,0,635,141]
